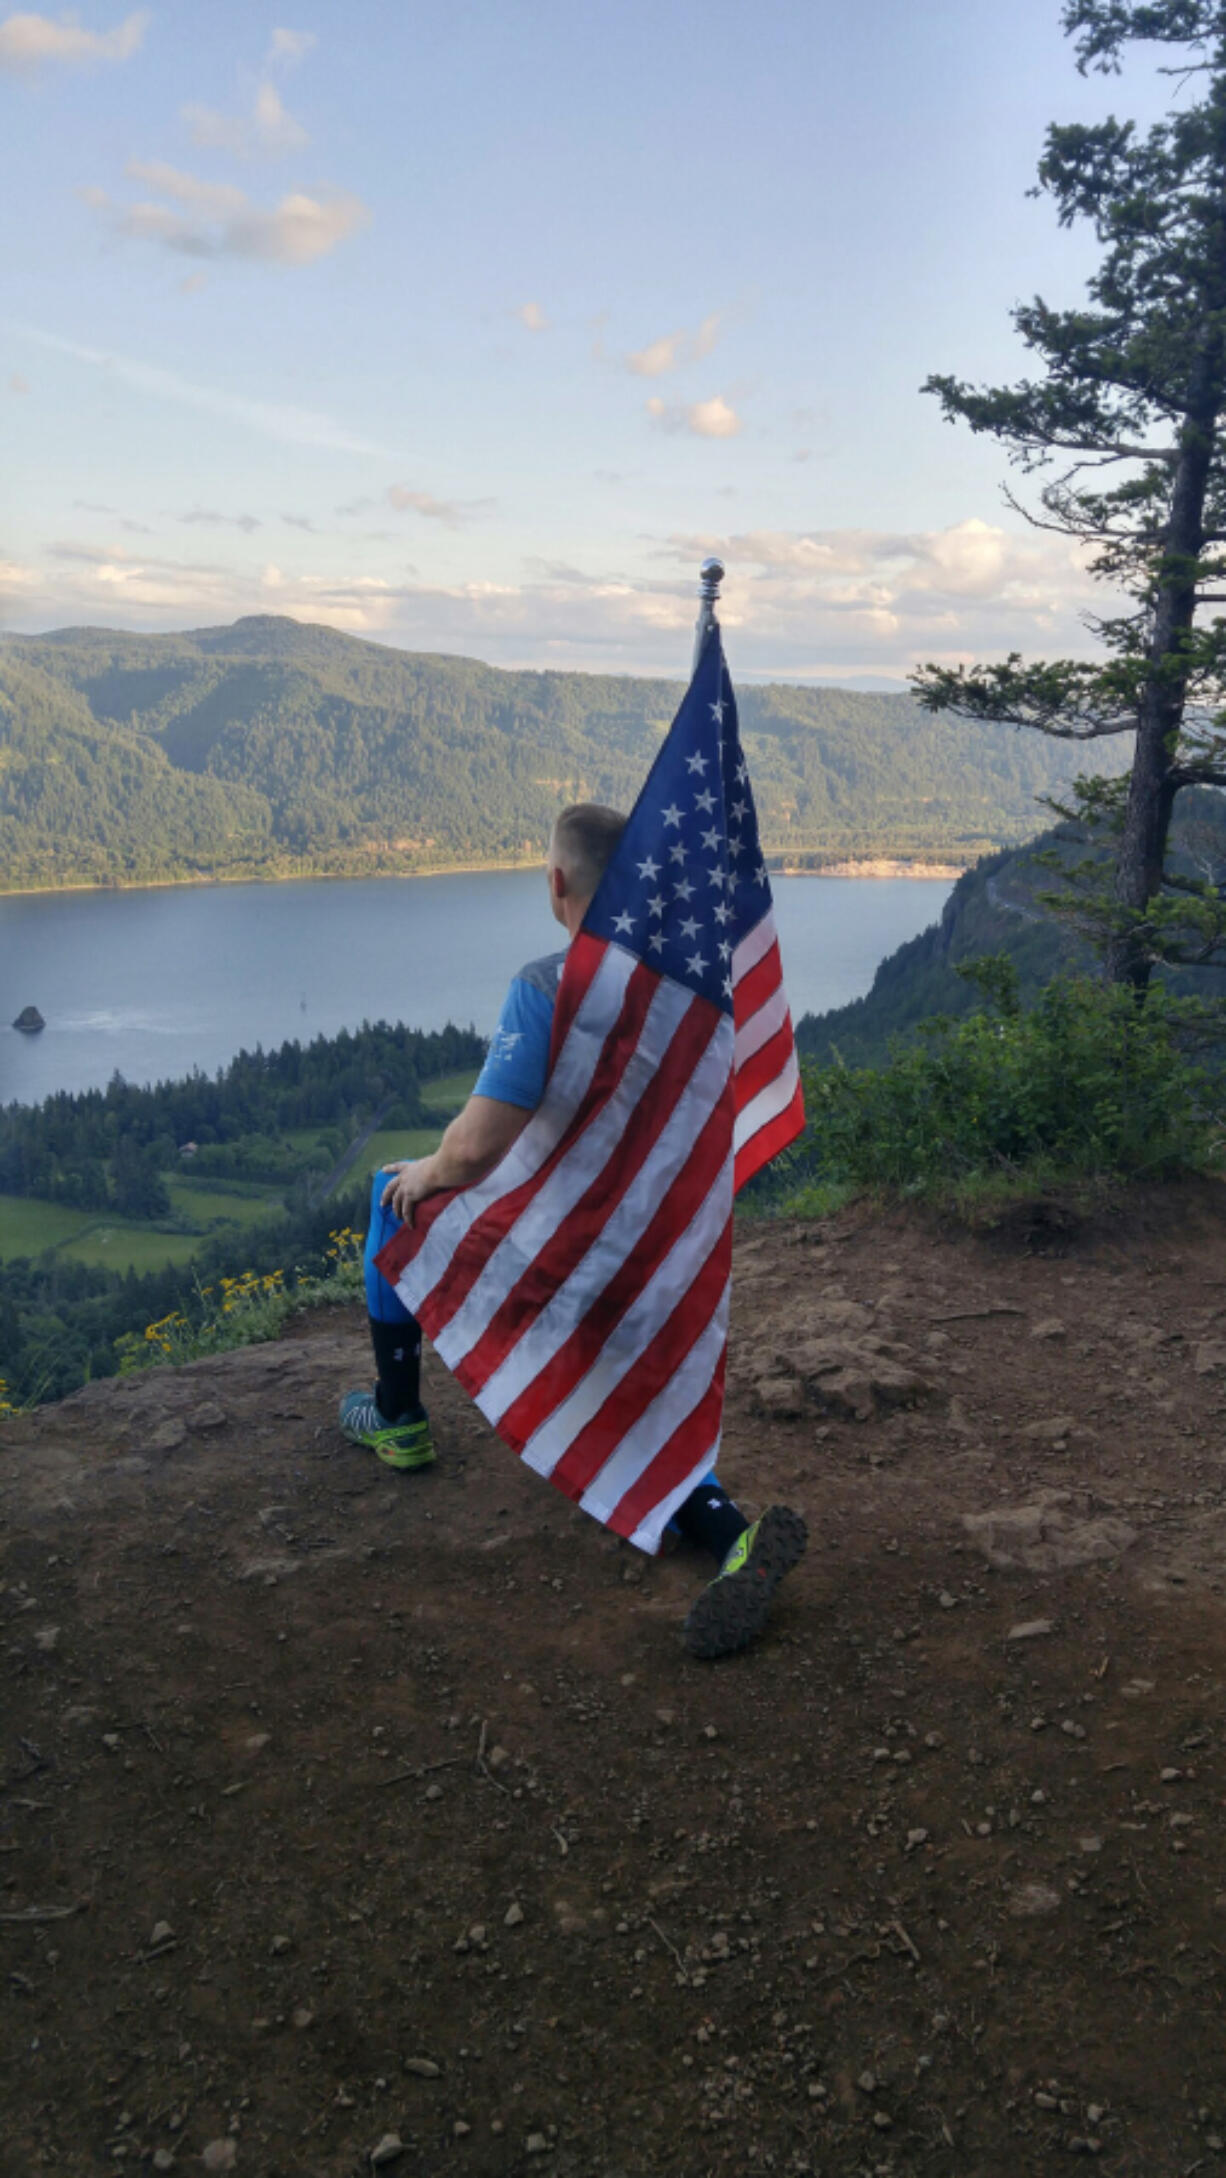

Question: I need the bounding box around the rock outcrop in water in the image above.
[13,1004,45,1033]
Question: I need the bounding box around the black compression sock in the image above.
[673,1483,749,1566]
[369,1315,423,1424]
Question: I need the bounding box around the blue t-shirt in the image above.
[472,950,566,1110]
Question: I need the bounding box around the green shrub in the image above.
[770,958,1224,1207]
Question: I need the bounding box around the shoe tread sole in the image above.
[683,1505,808,1660]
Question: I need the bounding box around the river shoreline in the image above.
[0,854,971,901]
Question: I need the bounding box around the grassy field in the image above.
[164,1178,282,1227]
[420,1068,479,1113]
[340,1125,446,1188]
[0,1069,480,1269]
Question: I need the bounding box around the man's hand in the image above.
[378,1097,531,1227]
[380,1158,438,1225]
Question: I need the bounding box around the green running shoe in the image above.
[683,1504,808,1660]
[338,1388,436,1472]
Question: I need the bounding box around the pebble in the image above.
[453,2121,471,2138]
[487,1746,511,1771]
[938,1592,957,1610]
[404,2059,440,2079]
[201,2145,236,2174]
[1007,1619,1053,1643]
[292,2007,315,2030]
[1161,1766,1184,1783]
[269,1934,291,1955]
[702,1725,718,1741]
[1060,1720,1087,1740]
[150,1921,174,1948]
[504,1902,525,1927]
[32,1625,59,1652]
[153,2156,175,2173]
[424,1782,444,1801]
[905,1828,929,1852]
[369,2138,404,2168]
[873,2111,894,2130]
[857,2070,877,2094]
[1031,1317,1066,1340]
[525,2137,550,2156]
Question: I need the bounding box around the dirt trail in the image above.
[6,1185,1226,2176]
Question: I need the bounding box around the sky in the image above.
[0,1,1180,682]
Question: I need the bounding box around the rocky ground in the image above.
[6,1184,1226,2177]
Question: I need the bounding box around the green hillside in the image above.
[794,792,1226,1067]
[0,615,1129,892]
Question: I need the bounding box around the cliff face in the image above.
[6,1200,1226,2172]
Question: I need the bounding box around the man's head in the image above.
[548,801,626,933]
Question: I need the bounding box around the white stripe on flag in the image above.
[516,1150,735,1480]
[732,908,776,982]
[733,1048,801,1155]
[399,942,637,1307]
[734,979,790,1068]
[477,1016,734,1421]
[627,1425,725,1556]
[433,975,696,1367]
[578,1281,731,1528]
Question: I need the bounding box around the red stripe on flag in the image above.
[497,1083,734,1454]
[454,998,724,1397]
[734,1018,796,1116]
[605,1347,729,1541]
[733,939,783,1030]
[734,1076,806,1194]
[548,1212,734,1503]
[373,933,614,1294]
[415,957,661,1339]
[548,929,607,1071]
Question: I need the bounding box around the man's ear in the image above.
[549,861,567,904]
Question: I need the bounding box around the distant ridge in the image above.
[0,614,1129,893]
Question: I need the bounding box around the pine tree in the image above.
[913,1,1226,992]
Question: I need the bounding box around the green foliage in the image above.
[114,1229,364,1376]
[912,1,1226,989]
[0,616,1126,892]
[779,967,1223,1208]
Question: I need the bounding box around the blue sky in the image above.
[0,1,1175,680]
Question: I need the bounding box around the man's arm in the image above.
[381,1094,530,1223]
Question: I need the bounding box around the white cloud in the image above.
[183,82,309,159]
[386,484,492,524]
[86,159,369,265]
[515,301,549,333]
[646,393,742,439]
[627,312,721,377]
[0,515,1114,678]
[267,26,316,69]
[18,325,387,455]
[0,7,148,70]
[175,507,262,534]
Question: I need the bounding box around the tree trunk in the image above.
[1108,182,1226,992]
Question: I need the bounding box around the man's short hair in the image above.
[551,802,626,899]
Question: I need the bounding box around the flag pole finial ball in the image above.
[699,556,725,598]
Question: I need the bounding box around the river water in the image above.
[0,871,953,1107]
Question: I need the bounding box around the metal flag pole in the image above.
[691,556,726,676]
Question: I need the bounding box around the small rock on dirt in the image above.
[404,2058,440,2078]
[201,2144,236,2174]
[1008,1882,1062,1918]
[504,1901,525,1926]
[370,2137,404,2168]
[525,2137,550,2157]
[1007,1619,1054,1642]
[187,1402,227,1430]
[150,1920,173,1946]
[962,1494,1136,1573]
[1030,1318,1066,1340]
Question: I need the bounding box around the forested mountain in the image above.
[0,616,1129,891]
[794,790,1226,1066]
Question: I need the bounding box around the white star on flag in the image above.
[661,803,683,827]
[612,910,635,936]
[694,787,717,814]
[686,751,708,774]
[636,856,660,881]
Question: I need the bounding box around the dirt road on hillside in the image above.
[5,1188,1226,2176]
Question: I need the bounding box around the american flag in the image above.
[375,631,803,1553]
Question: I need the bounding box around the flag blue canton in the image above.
[582,634,771,1014]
